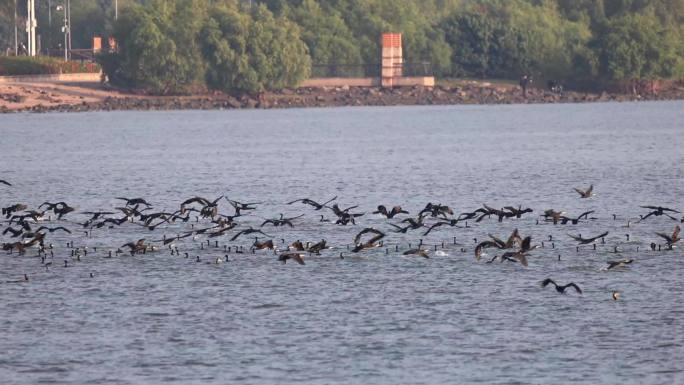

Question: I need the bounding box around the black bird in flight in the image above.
[82,211,116,221]
[655,224,680,247]
[419,203,454,219]
[560,210,595,225]
[230,227,271,242]
[574,184,594,198]
[639,206,680,222]
[475,229,523,260]
[261,214,304,228]
[352,228,385,252]
[543,209,566,224]
[278,252,305,265]
[225,197,259,216]
[35,226,72,234]
[373,205,409,219]
[476,204,508,223]
[2,204,27,218]
[122,239,146,254]
[180,196,214,213]
[2,227,25,238]
[541,278,582,294]
[116,197,152,207]
[605,259,633,270]
[568,231,609,244]
[94,217,129,228]
[498,235,537,267]
[253,239,275,250]
[307,239,329,255]
[403,249,430,258]
[39,202,76,219]
[287,196,337,210]
[423,219,461,236]
[503,205,533,219]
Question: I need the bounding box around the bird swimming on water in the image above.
[5,274,28,283]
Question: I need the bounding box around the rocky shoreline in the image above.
[2,81,684,113]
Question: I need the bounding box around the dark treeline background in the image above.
[2,0,683,94]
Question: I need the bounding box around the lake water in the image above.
[1,102,684,384]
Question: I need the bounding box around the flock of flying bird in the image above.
[1,179,682,299]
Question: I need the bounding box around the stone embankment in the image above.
[2,80,683,113]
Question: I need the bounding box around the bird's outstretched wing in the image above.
[577,210,595,219]
[354,228,384,244]
[566,283,582,294]
[655,232,672,242]
[475,241,500,260]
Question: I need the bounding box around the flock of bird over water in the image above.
[1,179,682,300]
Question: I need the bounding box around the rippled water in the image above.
[1,102,684,384]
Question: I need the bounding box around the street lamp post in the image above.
[66,0,72,59]
[48,0,52,55]
[56,5,68,61]
[14,0,18,55]
[26,0,37,56]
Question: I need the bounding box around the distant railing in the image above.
[70,49,97,61]
[311,62,433,78]
[311,64,378,78]
[46,49,97,62]
[404,62,433,77]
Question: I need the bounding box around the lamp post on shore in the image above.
[26,0,37,56]
[56,4,68,61]
[66,0,71,59]
[14,0,18,55]
[48,0,52,55]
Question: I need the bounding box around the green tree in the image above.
[100,0,207,94]
[442,10,495,77]
[442,0,592,81]
[597,12,684,81]
[283,0,363,76]
[315,0,452,75]
[201,2,310,93]
[0,0,19,53]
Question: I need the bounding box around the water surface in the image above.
[1,102,684,384]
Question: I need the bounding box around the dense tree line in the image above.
[99,0,310,93]
[2,0,683,93]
